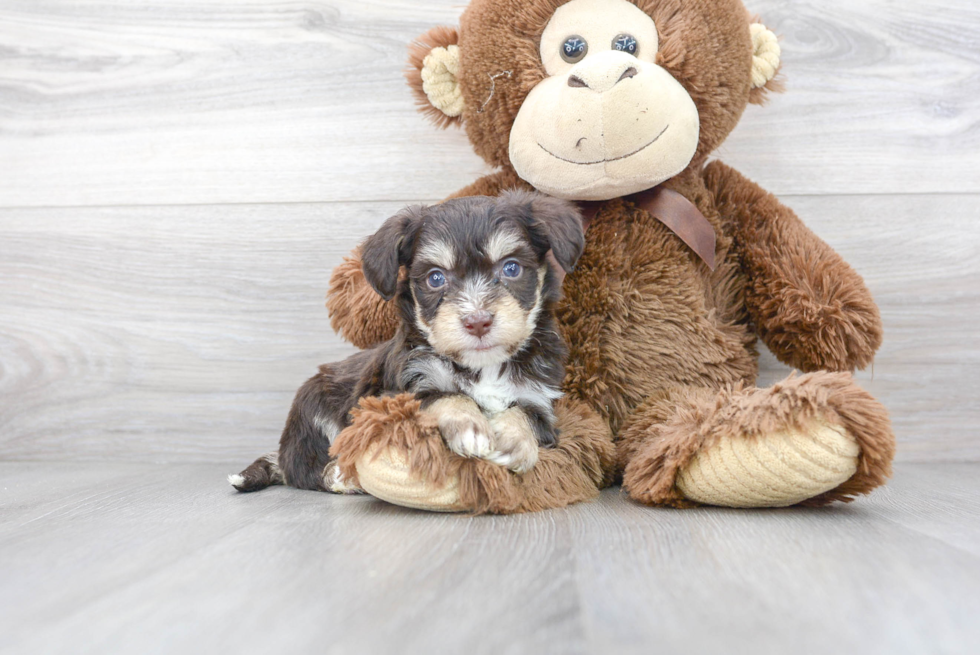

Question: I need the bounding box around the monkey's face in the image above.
[407,0,780,203]
[508,0,700,201]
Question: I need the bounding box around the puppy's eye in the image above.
[560,36,588,63]
[501,260,522,279]
[426,269,447,289]
[612,34,638,56]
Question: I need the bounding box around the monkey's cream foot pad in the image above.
[356,444,466,512]
[676,419,860,508]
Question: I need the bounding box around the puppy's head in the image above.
[361,190,584,369]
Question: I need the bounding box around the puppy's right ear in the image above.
[360,206,424,301]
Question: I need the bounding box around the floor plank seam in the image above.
[1,192,977,213]
[871,515,980,562]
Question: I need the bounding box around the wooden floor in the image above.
[1,462,978,654]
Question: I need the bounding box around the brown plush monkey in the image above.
[325,0,895,513]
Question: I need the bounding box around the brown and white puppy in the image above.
[230,190,584,493]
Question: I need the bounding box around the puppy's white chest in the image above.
[465,369,519,415]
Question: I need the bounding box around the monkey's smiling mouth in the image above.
[537,125,669,166]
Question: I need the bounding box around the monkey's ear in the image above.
[406,26,464,128]
[360,206,425,301]
[500,190,585,274]
[748,22,783,105]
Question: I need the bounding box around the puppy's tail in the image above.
[228,452,284,492]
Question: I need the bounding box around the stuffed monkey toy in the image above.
[325,0,895,513]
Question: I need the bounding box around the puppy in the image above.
[230,190,585,493]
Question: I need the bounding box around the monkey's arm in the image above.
[703,160,882,372]
[327,172,531,348]
[326,246,399,349]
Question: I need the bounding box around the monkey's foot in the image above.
[356,444,465,512]
[621,372,895,508]
[330,394,614,514]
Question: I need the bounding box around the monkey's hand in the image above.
[705,160,882,372]
[326,247,400,349]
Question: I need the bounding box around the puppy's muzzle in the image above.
[462,311,494,338]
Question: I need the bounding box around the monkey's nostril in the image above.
[462,312,494,338]
[568,75,588,89]
[618,67,638,83]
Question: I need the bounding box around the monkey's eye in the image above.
[560,36,588,64]
[426,269,447,289]
[501,260,522,279]
[612,34,638,56]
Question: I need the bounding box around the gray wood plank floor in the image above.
[1,462,978,654]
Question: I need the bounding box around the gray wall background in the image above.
[0,0,977,464]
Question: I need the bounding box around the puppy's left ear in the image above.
[360,205,424,301]
[501,190,585,273]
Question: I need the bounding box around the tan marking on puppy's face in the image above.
[426,265,547,369]
[482,230,524,263]
[401,195,575,370]
[410,284,434,339]
[417,240,456,271]
[523,266,548,336]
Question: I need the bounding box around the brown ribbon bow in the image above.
[578,186,716,270]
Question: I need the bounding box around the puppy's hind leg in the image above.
[237,350,375,493]
[278,369,350,491]
[229,452,284,492]
[323,459,365,495]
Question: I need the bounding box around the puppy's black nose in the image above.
[462,311,493,338]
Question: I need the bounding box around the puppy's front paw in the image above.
[425,395,495,459]
[487,407,539,474]
[442,415,495,458]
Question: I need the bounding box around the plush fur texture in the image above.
[326,0,894,512]
[705,161,883,372]
[618,372,894,507]
[407,26,462,130]
[326,248,402,350]
[331,394,615,514]
[429,0,778,171]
